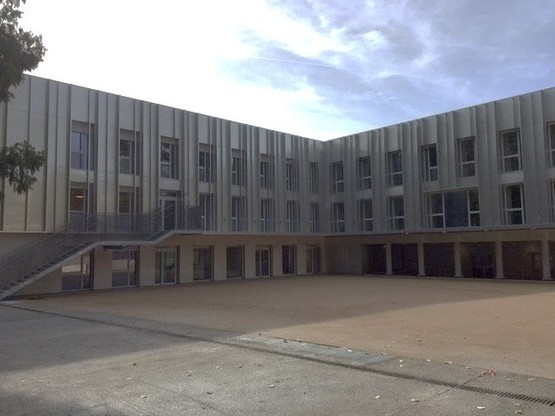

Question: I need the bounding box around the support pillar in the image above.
[541,239,552,281]
[495,240,504,279]
[385,243,393,275]
[417,242,426,276]
[454,242,463,277]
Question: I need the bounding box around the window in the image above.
[330,162,344,193]
[226,246,244,279]
[199,148,216,183]
[421,144,438,182]
[331,201,345,233]
[286,200,299,232]
[256,246,272,277]
[427,189,480,228]
[260,159,272,188]
[310,202,319,233]
[111,250,138,287]
[260,198,274,232]
[309,162,319,193]
[69,184,94,223]
[389,196,404,230]
[282,245,297,275]
[285,159,299,191]
[61,253,93,291]
[306,246,321,274]
[193,247,213,281]
[231,196,247,231]
[118,188,141,214]
[358,199,373,231]
[550,124,555,166]
[387,151,403,186]
[155,248,178,285]
[119,130,139,174]
[231,153,247,186]
[160,139,178,179]
[357,156,371,190]
[71,123,95,170]
[199,193,216,231]
[503,184,525,224]
[458,137,476,177]
[500,129,521,172]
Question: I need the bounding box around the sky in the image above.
[19,0,555,140]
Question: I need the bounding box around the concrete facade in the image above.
[2,76,555,296]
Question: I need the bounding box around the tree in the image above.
[0,0,46,199]
[0,141,45,198]
[0,0,46,101]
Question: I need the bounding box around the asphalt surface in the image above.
[1,275,554,415]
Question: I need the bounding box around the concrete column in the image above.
[454,242,463,277]
[541,239,552,281]
[139,246,156,286]
[272,245,283,277]
[213,244,226,281]
[179,244,193,283]
[417,242,425,276]
[495,240,504,279]
[385,243,392,275]
[244,243,256,279]
[297,244,307,275]
[93,247,113,290]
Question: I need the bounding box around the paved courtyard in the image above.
[1,276,554,415]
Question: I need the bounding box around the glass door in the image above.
[256,246,272,277]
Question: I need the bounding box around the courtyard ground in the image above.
[1,275,554,415]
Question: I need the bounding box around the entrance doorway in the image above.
[159,192,178,231]
[256,246,272,277]
[306,246,321,274]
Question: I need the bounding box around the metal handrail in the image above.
[0,205,201,293]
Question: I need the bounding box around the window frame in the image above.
[357,156,372,190]
[285,160,299,192]
[260,198,274,232]
[309,162,319,193]
[389,196,405,230]
[71,129,94,170]
[199,148,216,183]
[457,137,476,177]
[499,129,522,172]
[310,202,319,233]
[502,183,525,225]
[231,196,247,231]
[387,151,403,186]
[331,201,346,233]
[358,199,373,231]
[421,144,438,182]
[160,140,178,179]
[286,200,299,232]
[330,162,345,193]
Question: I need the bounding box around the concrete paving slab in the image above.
[2,276,555,415]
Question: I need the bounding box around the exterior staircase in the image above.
[0,205,201,300]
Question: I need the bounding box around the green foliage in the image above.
[0,141,45,198]
[0,0,46,101]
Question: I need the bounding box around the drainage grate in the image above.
[457,385,555,406]
[364,368,555,407]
